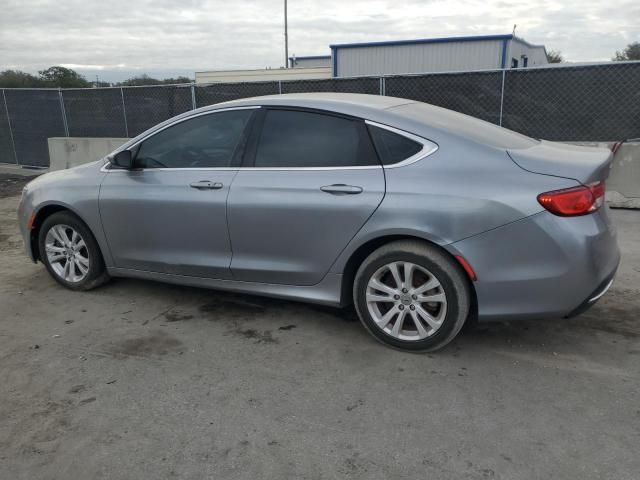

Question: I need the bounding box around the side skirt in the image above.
[107,267,345,307]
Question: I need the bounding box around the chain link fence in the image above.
[195,81,280,108]
[384,70,504,124]
[1,61,639,167]
[122,85,195,137]
[3,89,66,167]
[281,77,381,95]
[63,88,126,138]
[502,62,640,141]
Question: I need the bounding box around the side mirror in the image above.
[112,150,133,169]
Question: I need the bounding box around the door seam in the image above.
[225,169,241,280]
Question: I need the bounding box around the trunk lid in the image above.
[507,141,613,184]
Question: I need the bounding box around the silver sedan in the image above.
[17,93,620,351]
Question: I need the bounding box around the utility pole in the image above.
[284,0,289,68]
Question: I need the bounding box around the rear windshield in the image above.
[392,103,539,150]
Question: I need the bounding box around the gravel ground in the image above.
[0,174,36,199]
[0,186,638,480]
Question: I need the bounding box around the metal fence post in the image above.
[58,88,70,137]
[191,84,197,109]
[2,89,19,164]
[278,80,282,95]
[499,69,506,126]
[380,76,386,96]
[120,87,129,138]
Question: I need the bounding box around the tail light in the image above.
[537,181,605,217]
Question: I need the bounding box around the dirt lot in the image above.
[0,173,36,199]
[1,181,639,480]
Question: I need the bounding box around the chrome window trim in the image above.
[102,108,437,173]
[238,165,382,171]
[365,120,439,168]
[124,105,260,150]
[102,106,261,172]
[102,165,383,173]
[102,164,240,173]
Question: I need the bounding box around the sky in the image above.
[1,0,638,82]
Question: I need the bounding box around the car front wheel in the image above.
[353,240,471,352]
[38,211,110,291]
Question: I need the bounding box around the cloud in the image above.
[0,0,638,81]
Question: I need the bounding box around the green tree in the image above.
[38,66,91,88]
[117,74,193,86]
[0,70,44,88]
[613,42,640,61]
[546,50,564,63]
[161,76,192,84]
[117,74,161,86]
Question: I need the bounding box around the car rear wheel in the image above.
[38,211,110,291]
[353,240,471,352]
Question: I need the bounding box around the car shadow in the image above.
[97,277,639,355]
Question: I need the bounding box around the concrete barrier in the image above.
[605,143,640,209]
[570,142,640,209]
[47,137,129,171]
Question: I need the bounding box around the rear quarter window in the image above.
[368,125,423,165]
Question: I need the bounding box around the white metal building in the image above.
[289,55,332,69]
[195,67,331,84]
[329,34,548,77]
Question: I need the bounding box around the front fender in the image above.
[18,162,112,266]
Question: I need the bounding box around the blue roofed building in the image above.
[328,34,548,77]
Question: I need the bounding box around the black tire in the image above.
[38,211,110,291]
[353,240,471,352]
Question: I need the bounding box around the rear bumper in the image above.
[564,270,616,318]
[449,207,620,322]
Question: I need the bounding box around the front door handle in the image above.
[320,184,363,195]
[190,180,223,190]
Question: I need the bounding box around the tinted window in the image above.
[135,110,253,169]
[254,110,376,168]
[368,125,423,165]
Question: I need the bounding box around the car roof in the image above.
[208,93,537,149]
[210,92,416,112]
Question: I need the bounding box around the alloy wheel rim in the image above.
[45,224,90,283]
[366,261,447,341]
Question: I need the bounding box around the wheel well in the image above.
[339,235,478,320]
[30,205,73,261]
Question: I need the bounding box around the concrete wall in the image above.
[601,143,640,209]
[570,142,640,208]
[48,137,129,171]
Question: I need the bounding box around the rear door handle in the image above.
[190,180,223,190]
[320,184,363,195]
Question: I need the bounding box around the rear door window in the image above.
[253,109,378,168]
